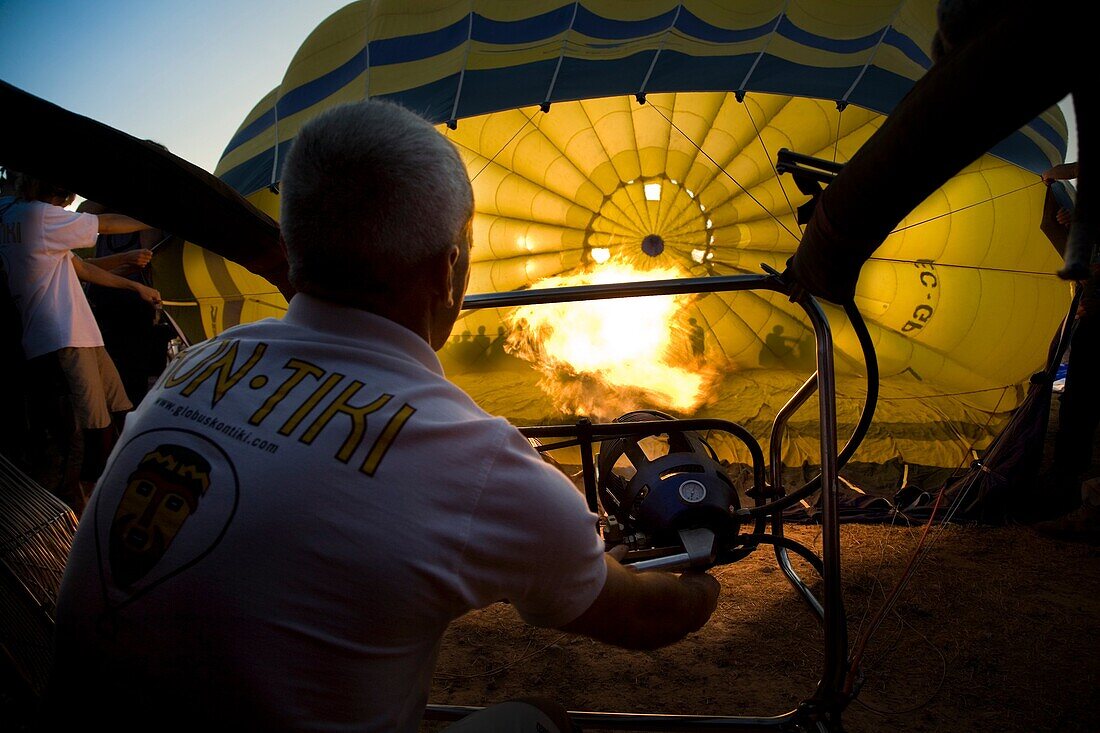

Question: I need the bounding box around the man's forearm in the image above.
[97,213,150,235]
[86,253,132,274]
[601,570,714,649]
[1045,162,1080,182]
[561,556,718,650]
[72,255,140,292]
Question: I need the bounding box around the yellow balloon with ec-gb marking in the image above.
[158,0,1071,494]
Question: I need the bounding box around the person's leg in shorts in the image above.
[25,352,79,506]
[55,346,132,502]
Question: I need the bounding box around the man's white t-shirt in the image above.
[0,199,103,359]
[54,294,607,731]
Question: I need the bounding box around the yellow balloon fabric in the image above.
[173,0,1071,488]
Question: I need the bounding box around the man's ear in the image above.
[438,244,461,308]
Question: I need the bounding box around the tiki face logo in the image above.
[109,444,212,588]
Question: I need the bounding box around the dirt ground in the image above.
[428,523,1100,732]
[428,394,1100,732]
[4,385,1098,731]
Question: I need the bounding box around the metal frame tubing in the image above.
[425,274,847,730]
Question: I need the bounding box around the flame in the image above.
[505,258,719,419]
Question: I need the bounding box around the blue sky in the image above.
[0,0,1078,174]
[0,0,346,172]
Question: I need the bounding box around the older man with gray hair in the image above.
[51,99,719,731]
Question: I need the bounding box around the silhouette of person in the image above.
[473,325,491,355]
[688,318,705,359]
[488,325,509,360]
[762,325,798,367]
[455,329,478,364]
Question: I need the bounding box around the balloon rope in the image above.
[741,97,805,237]
[246,297,288,312]
[832,106,844,164]
[888,179,1045,234]
[459,114,536,183]
[843,486,944,695]
[873,386,1033,400]
[843,385,1010,694]
[647,103,802,242]
[574,103,655,231]
[867,256,1065,278]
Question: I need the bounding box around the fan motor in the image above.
[597,410,741,548]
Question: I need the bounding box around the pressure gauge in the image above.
[678,479,707,504]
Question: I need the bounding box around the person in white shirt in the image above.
[50,100,721,731]
[0,174,160,510]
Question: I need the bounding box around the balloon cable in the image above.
[740,97,804,236]
[843,384,1011,696]
[453,114,535,183]
[648,102,802,242]
[888,179,1044,235]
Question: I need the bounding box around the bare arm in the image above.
[97,213,151,235]
[559,554,719,650]
[1043,162,1080,184]
[71,255,160,304]
[86,249,153,275]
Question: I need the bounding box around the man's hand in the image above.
[561,545,721,650]
[678,571,721,633]
[85,248,154,276]
[133,283,161,306]
[124,249,153,268]
[1043,162,1079,184]
[604,545,721,629]
[607,544,628,562]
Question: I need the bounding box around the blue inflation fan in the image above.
[597,410,740,564]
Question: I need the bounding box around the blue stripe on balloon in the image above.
[744,54,856,103]
[226,9,916,155]
[883,28,931,69]
[777,16,881,54]
[990,130,1061,175]
[473,4,574,44]
[845,66,921,117]
[551,54,656,103]
[572,5,678,40]
[217,10,1064,179]
[375,73,463,124]
[372,17,469,65]
[456,61,557,119]
[224,107,278,159]
[277,46,369,118]
[644,51,755,95]
[1028,115,1068,158]
[221,147,276,196]
[675,8,777,44]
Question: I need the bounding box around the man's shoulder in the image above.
[215,318,279,340]
[17,200,58,218]
[0,198,32,220]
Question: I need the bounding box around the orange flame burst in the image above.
[505,259,719,419]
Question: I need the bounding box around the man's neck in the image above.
[301,286,437,347]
